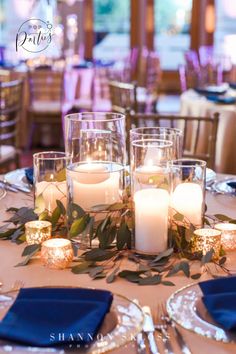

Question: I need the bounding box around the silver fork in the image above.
[160,302,192,354]
[154,304,174,354]
[0,280,24,295]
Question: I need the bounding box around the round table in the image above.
[180,89,236,175]
[0,176,236,354]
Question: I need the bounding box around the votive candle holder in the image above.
[41,238,73,269]
[25,220,52,245]
[214,223,236,251]
[192,228,221,259]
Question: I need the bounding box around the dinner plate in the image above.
[0,289,143,354]
[167,283,236,343]
[4,168,32,193]
[212,178,236,195]
[206,168,216,186]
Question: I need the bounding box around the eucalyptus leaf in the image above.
[71,261,94,274]
[34,194,46,214]
[55,168,66,182]
[214,214,232,222]
[201,249,214,265]
[191,273,202,280]
[51,207,61,227]
[139,275,161,286]
[150,248,173,265]
[38,210,50,221]
[67,203,85,221]
[108,203,125,211]
[117,221,131,250]
[89,266,104,278]
[173,212,184,222]
[167,261,190,278]
[90,204,110,212]
[161,280,175,286]
[119,270,144,283]
[16,244,41,267]
[219,256,227,266]
[106,266,120,283]
[69,215,90,238]
[22,244,41,257]
[56,200,66,215]
[84,248,117,262]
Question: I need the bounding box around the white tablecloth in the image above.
[180,89,236,174]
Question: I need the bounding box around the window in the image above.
[214,0,236,64]
[154,0,192,70]
[93,0,130,60]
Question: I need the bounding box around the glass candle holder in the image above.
[130,126,183,160]
[131,139,172,255]
[25,220,52,245]
[64,112,126,165]
[67,161,124,212]
[214,223,236,251]
[192,228,221,259]
[169,159,206,228]
[41,238,73,269]
[33,151,70,214]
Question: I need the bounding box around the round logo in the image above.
[16,18,53,53]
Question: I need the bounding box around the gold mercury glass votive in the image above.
[41,238,74,269]
[215,223,236,251]
[192,228,221,259]
[25,220,52,245]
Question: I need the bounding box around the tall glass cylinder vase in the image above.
[131,139,173,255]
[130,126,183,160]
[169,159,206,253]
[33,152,70,215]
[65,112,126,248]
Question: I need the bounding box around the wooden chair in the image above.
[109,80,138,114]
[27,69,64,148]
[0,79,23,171]
[127,112,219,169]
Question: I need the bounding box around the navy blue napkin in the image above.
[206,95,236,104]
[25,167,33,184]
[194,87,227,96]
[0,287,113,347]
[229,82,236,90]
[199,277,236,331]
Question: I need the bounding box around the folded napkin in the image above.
[199,277,236,331]
[206,95,236,104]
[227,181,236,190]
[229,82,236,90]
[25,167,33,184]
[194,86,227,96]
[0,287,113,347]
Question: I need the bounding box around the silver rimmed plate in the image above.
[4,168,31,193]
[0,289,143,353]
[167,283,236,343]
[212,178,236,195]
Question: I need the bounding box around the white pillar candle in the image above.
[171,182,203,225]
[215,223,236,250]
[134,188,169,254]
[35,181,67,214]
[68,163,121,210]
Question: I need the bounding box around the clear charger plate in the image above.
[166,283,236,343]
[212,178,236,195]
[0,289,143,354]
[4,168,31,192]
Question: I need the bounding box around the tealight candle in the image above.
[41,238,73,269]
[171,182,203,226]
[192,228,221,259]
[25,220,52,245]
[214,223,236,250]
[134,188,169,254]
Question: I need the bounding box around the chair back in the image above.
[0,79,23,148]
[109,80,138,114]
[127,112,219,169]
[28,69,64,104]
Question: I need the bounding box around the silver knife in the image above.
[142,306,159,354]
[164,313,191,354]
[173,324,191,354]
